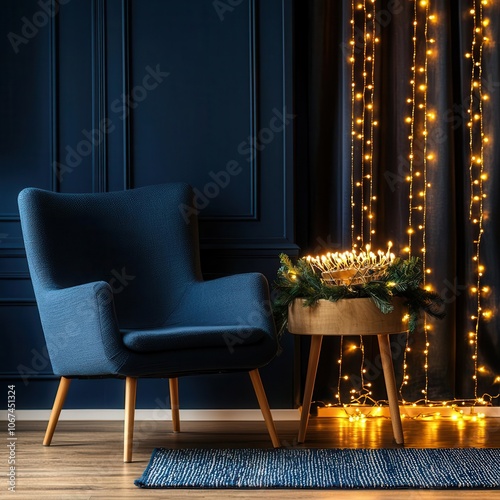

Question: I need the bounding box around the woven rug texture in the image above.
[135,447,500,489]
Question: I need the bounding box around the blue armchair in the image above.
[18,183,280,462]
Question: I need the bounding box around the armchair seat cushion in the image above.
[122,325,265,353]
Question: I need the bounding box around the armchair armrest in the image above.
[36,281,129,376]
[174,273,276,339]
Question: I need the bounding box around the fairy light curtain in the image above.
[294,0,500,405]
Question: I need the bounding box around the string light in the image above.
[342,0,381,405]
[367,0,377,241]
[467,0,491,400]
[422,0,431,404]
[336,335,344,404]
[316,398,497,420]
[401,0,434,404]
[338,0,499,413]
[350,0,357,249]
[350,0,378,250]
[306,244,395,284]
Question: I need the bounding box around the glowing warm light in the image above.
[400,0,434,402]
[466,0,492,401]
[306,244,395,285]
[336,0,498,412]
[350,0,379,259]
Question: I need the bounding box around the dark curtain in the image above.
[294,0,500,405]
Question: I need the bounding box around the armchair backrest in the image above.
[18,183,202,329]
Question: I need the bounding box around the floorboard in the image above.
[10,417,500,499]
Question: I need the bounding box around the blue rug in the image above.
[135,447,500,489]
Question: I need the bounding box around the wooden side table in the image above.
[288,297,406,445]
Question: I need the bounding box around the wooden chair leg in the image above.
[378,334,404,445]
[43,377,71,446]
[169,378,180,432]
[298,335,323,443]
[249,369,281,448]
[124,377,137,463]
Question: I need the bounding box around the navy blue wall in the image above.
[0,0,298,409]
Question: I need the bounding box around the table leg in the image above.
[298,335,323,443]
[377,334,404,445]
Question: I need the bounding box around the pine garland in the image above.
[273,254,444,337]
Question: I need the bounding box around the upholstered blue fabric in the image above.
[18,184,278,378]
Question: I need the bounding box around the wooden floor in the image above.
[12,417,500,499]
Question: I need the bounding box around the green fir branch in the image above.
[272,253,444,337]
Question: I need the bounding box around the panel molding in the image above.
[0,300,36,305]
[200,0,299,255]
[49,5,58,192]
[122,0,131,190]
[281,0,295,244]
[200,0,259,222]
[0,249,25,257]
[124,0,258,221]
[0,272,30,279]
[249,0,258,221]
[0,373,55,381]
[0,219,22,249]
[91,0,108,193]
[200,239,298,252]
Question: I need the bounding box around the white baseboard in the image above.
[1,409,300,422]
[3,406,499,422]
